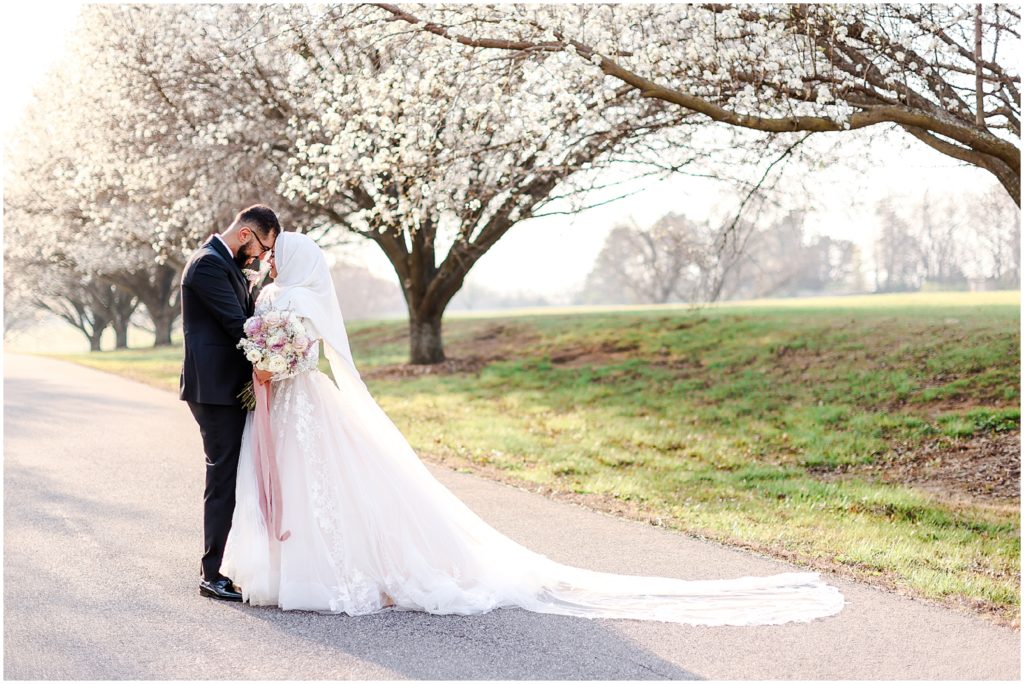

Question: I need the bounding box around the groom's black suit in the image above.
[179,235,254,581]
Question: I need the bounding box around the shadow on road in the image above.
[230,600,703,680]
[4,376,152,442]
[4,460,166,537]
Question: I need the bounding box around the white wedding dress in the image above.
[220,233,845,625]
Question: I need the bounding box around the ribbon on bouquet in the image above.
[252,370,291,542]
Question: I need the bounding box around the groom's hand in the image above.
[254,369,273,384]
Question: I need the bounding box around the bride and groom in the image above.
[179,204,845,625]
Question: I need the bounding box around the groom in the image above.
[180,204,281,601]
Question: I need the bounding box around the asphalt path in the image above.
[3,353,1019,679]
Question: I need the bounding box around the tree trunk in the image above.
[112,319,129,349]
[40,290,113,353]
[111,263,180,348]
[88,324,106,352]
[151,310,176,346]
[370,225,450,365]
[107,284,138,350]
[409,313,445,365]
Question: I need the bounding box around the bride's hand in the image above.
[254,369,274,384]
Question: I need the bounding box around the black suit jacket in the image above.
[179,235,255,405]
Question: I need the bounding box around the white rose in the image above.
[245,349,262,363]
[267,356,288,374]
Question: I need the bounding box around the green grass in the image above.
[47,291,1021,625]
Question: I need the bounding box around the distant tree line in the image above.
[872,185,1020,292]
[579,184,1018,306]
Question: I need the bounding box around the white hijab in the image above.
[264,231,364,390]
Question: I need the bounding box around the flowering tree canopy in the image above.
[270,5,693,362]
[10,3,1015,359]
[375,3,1021,204]
[9,4,707,360]
[5,4,331,346]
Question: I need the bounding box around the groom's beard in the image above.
[234,252,257,270]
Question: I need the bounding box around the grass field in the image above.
[42,291,1021,626]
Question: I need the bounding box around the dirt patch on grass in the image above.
[466,322,544,356]
[897,396,999,416]
[362,322,543,380]
[810,430,1020,505]
[548,339,641,367]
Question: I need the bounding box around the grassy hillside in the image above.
[44,291,1021,625]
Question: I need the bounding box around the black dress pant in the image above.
[187,401,247,581]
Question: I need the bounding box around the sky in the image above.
[1,4,82,139]
[2,2,1009,303]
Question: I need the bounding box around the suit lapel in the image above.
[206,235,243,275]
[204,235,250,309]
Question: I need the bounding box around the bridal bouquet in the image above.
[235,309,313,409]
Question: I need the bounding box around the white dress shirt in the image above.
[213,233,235,258]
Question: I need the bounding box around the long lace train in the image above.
[221,358,844,626]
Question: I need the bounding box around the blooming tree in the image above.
[21,4,995,361]
[375,3,1021,204]
[267,5,694,362]
[5,4,335,347]
[9,3,827,361]
[4,7,192,346]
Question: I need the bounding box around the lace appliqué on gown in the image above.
[227,294,384,614]
[276,369,380,615]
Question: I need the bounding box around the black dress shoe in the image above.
[199,577,242,601]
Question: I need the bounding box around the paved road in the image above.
[4,353,1019,680]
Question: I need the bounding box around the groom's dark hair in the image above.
[234,204,281,239]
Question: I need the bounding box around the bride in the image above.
[220,231,845,626]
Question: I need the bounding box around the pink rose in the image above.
[244,317,263,337]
